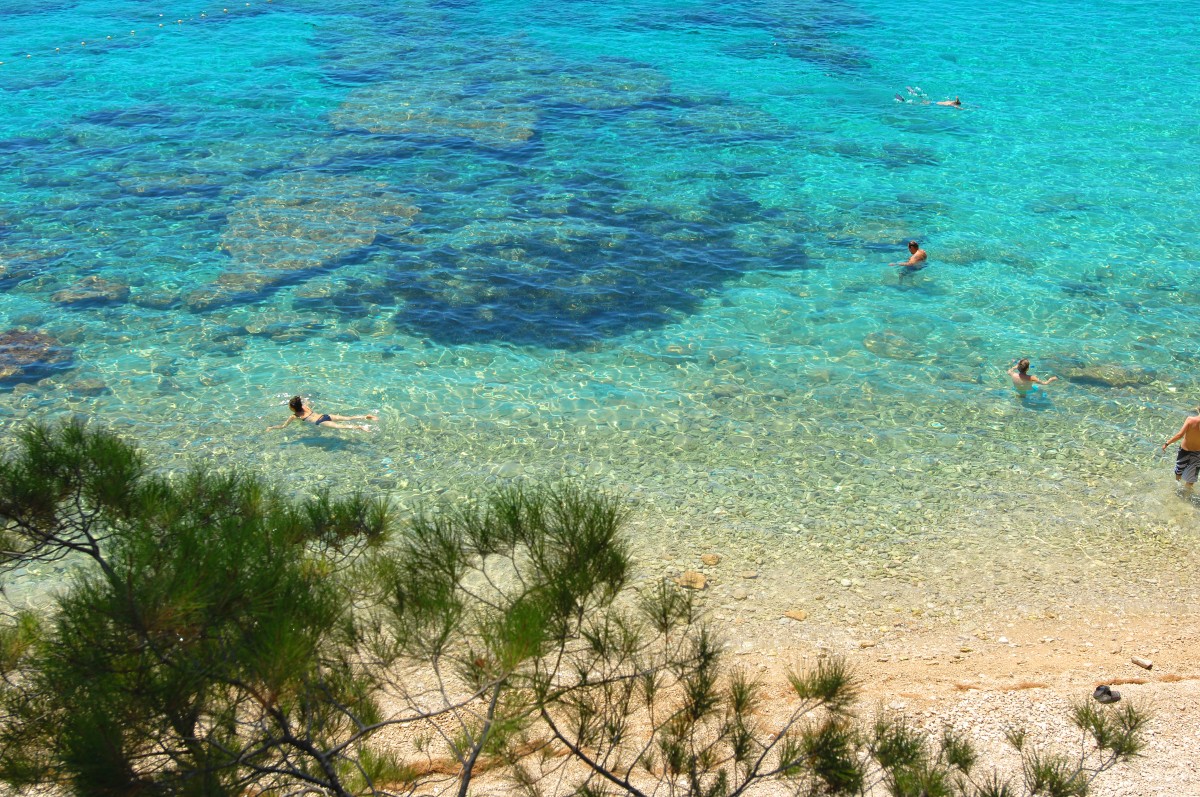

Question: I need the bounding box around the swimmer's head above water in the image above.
[289,395,305,415]
[1016,358,1030,375]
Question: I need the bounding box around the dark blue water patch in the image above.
[254,53,310,70]
[375,194,814,348]
[1059,280,1107,298]
[0,136,53,154]
[720,39,791,61]
[806,137,940,169]
[319,60,396,87]
[292,278,382,317]
[1027,194,1099,215]
[879,143,940,168]
[0,72,72,93]
[78,105,182,128]
[784,36,870,73]
[0,0,73,16]
[822,237,903,254]
[0,258,56,290]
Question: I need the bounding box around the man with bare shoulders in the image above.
[1162,406,1200,491]
[889,240,927,279]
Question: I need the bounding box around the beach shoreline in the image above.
[621,502,1200,795]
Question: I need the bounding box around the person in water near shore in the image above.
[1162,407,1200,492]
[1007,358,1057,396]
[890,240,927,278]
[267,396,376,432]
[936,96,962,107]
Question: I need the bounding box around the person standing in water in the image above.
[890,240,928,279]
[1007,358,1057,397]
[1162,407,1200,492]
[268,395,376,432]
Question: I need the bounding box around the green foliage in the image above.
[1021,749,1089,797]
[0,612,39,677]
[788,653,858,714]
[940,727,977,775]
[1071,699,1149,759]
[799,717,864,793]
[0,422,390,796]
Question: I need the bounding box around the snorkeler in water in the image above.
[1007,358,1057,397]
[895,87,962,107]
[267,395,376,432]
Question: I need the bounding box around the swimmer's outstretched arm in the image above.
[1029,375,1057,386]
[266,416,296,431]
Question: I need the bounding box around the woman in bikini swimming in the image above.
[267,395,376,432]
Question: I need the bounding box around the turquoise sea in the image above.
[2,0,1199,609]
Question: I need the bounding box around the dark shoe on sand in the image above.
[1093,685,1121,704]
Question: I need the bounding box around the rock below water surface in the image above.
[548,61,670,110]
[863,330,921,360]
[0,330,75,384]
[1057,362,1157,388]
[330,80,538,150]
[185,175,417,311]
[51,276,131,307]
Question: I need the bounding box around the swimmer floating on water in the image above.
[267,395,376,432]
[894,87,962,107]
[1008,358,1057,397]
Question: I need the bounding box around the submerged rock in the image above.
[132,289,181,310]
[185,174,417,311]
[864,330,920,360]
[331,80,538,149]
[0,249,64,289]
[0,330,74,384]
[69,377,110,396]
[1059,362,1157,388]
[51,276,131,307]
[549,60,669,109]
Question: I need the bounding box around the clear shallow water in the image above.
[2,0,1199,605]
